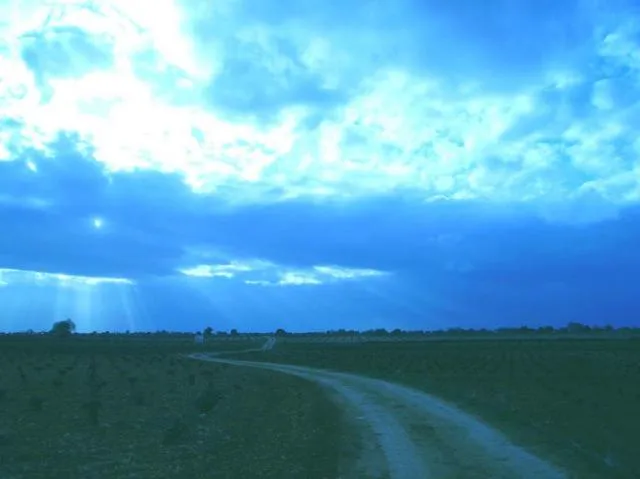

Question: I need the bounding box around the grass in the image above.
[231,337,640,478]
[4,334,637,477]
[0,337,346,479]
[0,334,264,355]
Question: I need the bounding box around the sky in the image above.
[1,0,640,333]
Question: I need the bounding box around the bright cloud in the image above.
[179,260,265,279]
[0,268,132,286]
[180,260,389,286]
[265,266,388,287]
[1,0,639,207]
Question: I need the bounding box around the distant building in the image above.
[194,332,204,344]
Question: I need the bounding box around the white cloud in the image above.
[0,267,133,286]
[1,0,639,216]
[278,271,323,286]
[179,260,268,278]
[244,273,322,287]
[313,265,386,279]
[180,259,389,286]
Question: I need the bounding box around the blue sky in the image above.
[1,0,639,333]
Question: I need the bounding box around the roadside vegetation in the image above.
[234,334,640,478]
[0,334,344,479]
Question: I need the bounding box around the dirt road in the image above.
[188,339,566,478]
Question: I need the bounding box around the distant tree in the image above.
[50,318,76,337]
[447,327,465,336]
[567,322,589,333]
[518,326,534,334]
[537,326,555,334]
[275,328,287,337]
[230,328,239,336]
[204,327,214,337]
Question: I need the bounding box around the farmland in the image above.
[231,336,640,478]
[0,335,346,479]
[2,333,638,478]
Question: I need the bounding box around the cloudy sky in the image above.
[1,0,639,333]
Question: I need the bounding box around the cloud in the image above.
[179,260,386,285]
[271,272,323,287]
[180,260,267,279]
[185,0,600,91]
[1,0,640,331]
[0,133,201,279]
[1,0,639,207]
[20,25,115,87]
[202,32,346,122]
[0,268,131,286]
[192,262,391,287]
[0,134,402,284]
[2,132,639,292]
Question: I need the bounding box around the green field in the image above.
[3,335,639,478]
[231,337,640,478]
[0,337,346,479]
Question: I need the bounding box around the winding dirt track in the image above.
[188,338,566,479]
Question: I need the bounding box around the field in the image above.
[232,336,640,478]
[3,334,639,478]
[0,336,346,479]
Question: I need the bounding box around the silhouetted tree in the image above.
[567,322,589,333]
[50,319,76,337]
[204,327,214,337]
[275,328,287,337]
[230,328,239,336]
[537,326,555,334]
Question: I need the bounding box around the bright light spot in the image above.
[26,161,38,172]
[93,217,104,229]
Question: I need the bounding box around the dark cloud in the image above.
[184,0,622,104]
[3,134,640,281]
[20,26,114,77]
[19,25,115,102]
[0,133,201,278]
[2,135,640,329]
[203,36,347,122]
